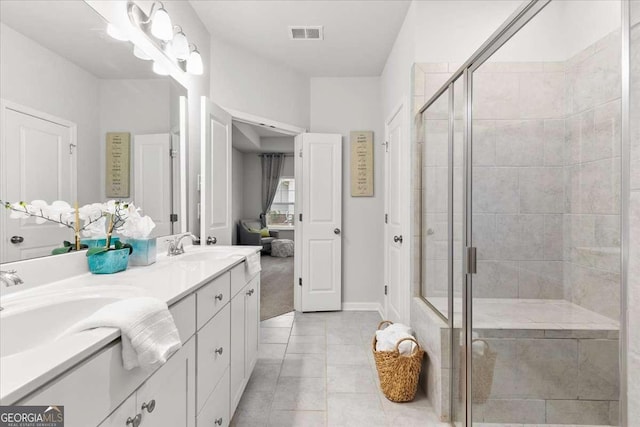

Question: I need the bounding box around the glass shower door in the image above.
[468,0,622,425]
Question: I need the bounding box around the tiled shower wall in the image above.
[415,30,621,321]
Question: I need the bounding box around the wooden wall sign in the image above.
[105,132,130,198]
[350,131,374,197]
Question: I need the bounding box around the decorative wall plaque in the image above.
[105,132,130,198]
[350,131,374,197]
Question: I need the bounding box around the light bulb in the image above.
[152,61,170,76]
[171,31,190,61]
[150,4,173,41]
[106,23,128,41]
[133,45,152,61]
[187,48,203,75]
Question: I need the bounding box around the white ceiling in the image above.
[1,0,157,79]
[189,0,411,77]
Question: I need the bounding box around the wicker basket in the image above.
[372,321,424,402]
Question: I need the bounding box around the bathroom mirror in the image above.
[0,0,188,263]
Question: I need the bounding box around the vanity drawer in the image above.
[197,368,229,427]
[197,304,230,413]
[170,294,196,342]
[231,261,256,297]
[197,272,230,329]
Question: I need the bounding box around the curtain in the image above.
[260,153,285,227]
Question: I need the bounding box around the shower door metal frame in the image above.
[415,0,629,425]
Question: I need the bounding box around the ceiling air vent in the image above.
[288,26,323,40]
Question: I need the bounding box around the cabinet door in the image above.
[98,394,137,427]
[229,290,246,414]
[197,304,230,413]
[197,369,229,427]
[137,338,196,427]
[245,277,260,375]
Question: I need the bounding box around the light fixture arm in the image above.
[128,1,163,26]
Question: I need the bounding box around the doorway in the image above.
[229,112,303,321]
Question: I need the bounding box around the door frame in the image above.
[0,100,78,262]
[383,98,411,324]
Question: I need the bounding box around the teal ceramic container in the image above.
[125,238,157,266]
[87,248,130,274]
[81,237,120,248]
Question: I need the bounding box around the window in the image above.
[267,178,295,227]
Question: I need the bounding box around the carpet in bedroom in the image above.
[260,254,294,321]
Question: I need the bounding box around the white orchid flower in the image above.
[79,203,104,222]
[82,215,107,238]
[45,201,75,227]
[8,202,29,219]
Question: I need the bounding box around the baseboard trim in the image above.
[342,302,384,316]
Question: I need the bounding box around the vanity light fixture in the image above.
[133,45,153,61]
[127,1,203,75]
[186,45,203,75]
[152,61,170,76]
[149,2,173,41]
[106,23,129,41]
[171,26,190,61]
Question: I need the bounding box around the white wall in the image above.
[310,76,385,307]
[210,37,310,130]
[0,23,101,205]
[231,148,245,244]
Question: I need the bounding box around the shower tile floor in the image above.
[230,311,451,427]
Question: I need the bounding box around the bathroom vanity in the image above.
[0,246,261,427]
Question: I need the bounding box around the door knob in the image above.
[141,399,156,413]
[334,228,341,235]
[10,236,24,244]
[393,235,403,244]
[126,414,141,427]
[214,418,223,426]
[215,347,224,355]
[215,293,224,301]
[206,236,217,245]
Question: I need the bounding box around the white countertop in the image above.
[0,245,261,404]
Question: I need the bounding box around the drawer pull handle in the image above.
[215,293,224,301]
[126,414,141,427]
[215,347,224,355]
[246,289,254,296]
[215,417,223,426]
[142,399,156,413]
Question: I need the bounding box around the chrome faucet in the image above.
[0,270,23,287]
[0,270,23,312]
[166,233,196,256]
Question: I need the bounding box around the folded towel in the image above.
[245,251,261,277]
[375,323,416,355]
[62,297,182,371]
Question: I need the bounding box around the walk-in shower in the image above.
[414,0,628,425]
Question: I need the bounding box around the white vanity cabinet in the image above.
[10,256,260,427]
[98,338,196,427]
[230,273,260,414]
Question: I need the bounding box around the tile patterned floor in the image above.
[231,311,450,427]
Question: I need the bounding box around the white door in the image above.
[0,102,76,263]
[298,133,342,312]
[384,104,406,323]
[200,97,232,245]
[134,133,172,237]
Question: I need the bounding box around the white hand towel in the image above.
[375,323,417,355]
[62,297,182,371]
[245,251,261,277]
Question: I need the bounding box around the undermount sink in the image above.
[174,249,245,263]
[0,286,146,358]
